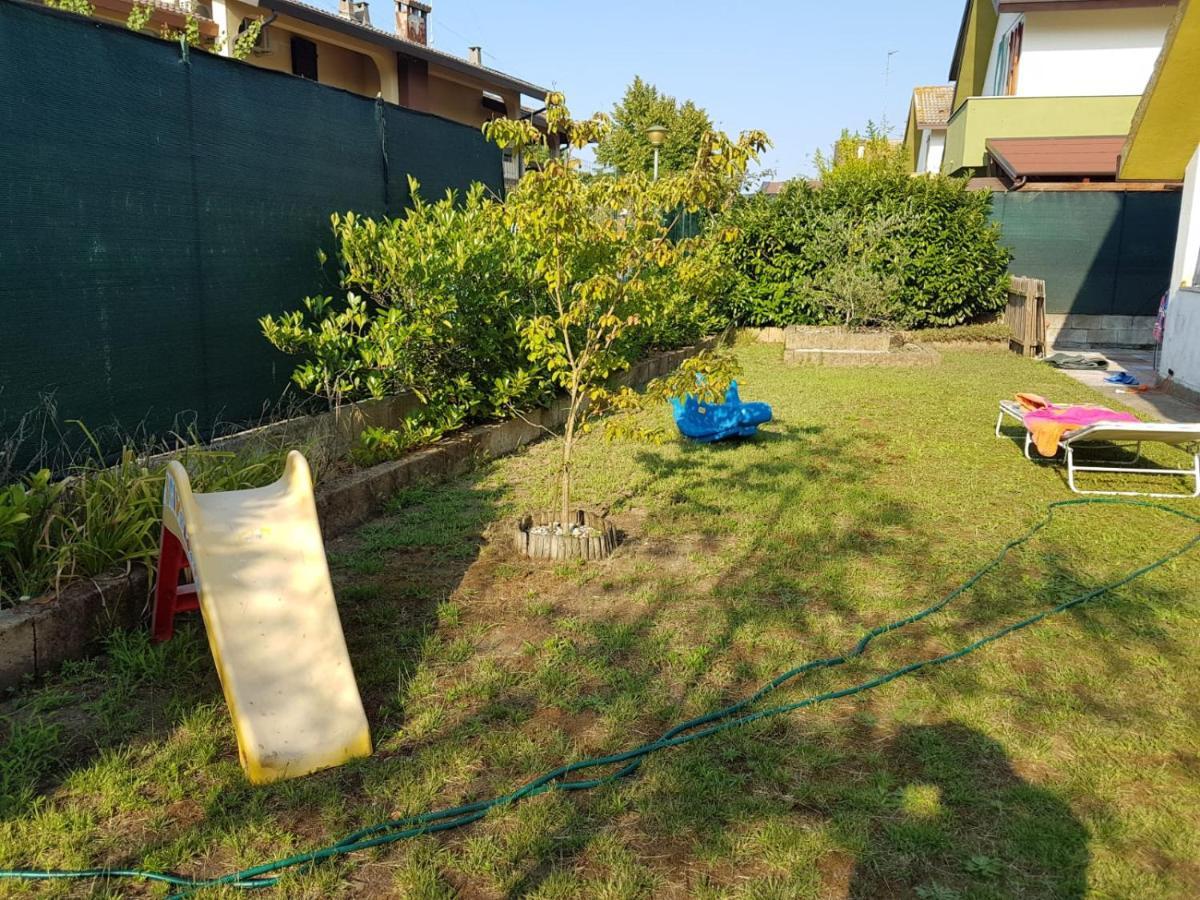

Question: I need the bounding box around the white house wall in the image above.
[982,7,1173,99]
[925,130,945,174]
[915,129,946,175]
[1018,8,1173,96]
[1161,144,1200,394]
[917,129,931,172]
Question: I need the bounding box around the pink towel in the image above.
[1023,405,1138,457]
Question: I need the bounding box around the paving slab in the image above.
[1053,349,1200,423]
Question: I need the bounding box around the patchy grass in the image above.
[2,345,1198,898]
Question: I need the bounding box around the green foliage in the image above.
[962,855,1003,879]
[803,206,904,328]
[262,183,546,418]
[816,120,905,173]
[0,433,300,608]
[161,13,204,49]
[721,154,1011,329]
[0,470,65,604]
[125,1,152,32]
[485,92,767,524]
[593,77,715,177]
[43,0,93,15]
[230,17,263,60]
[902,318,1009,344]
[351,405,469,468]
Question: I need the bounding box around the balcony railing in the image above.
[941,95,1142,176]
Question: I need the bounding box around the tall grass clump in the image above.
[0,424,315,608]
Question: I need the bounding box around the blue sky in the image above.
[358,0,967,179]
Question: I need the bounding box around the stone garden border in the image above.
[744,326,941,368]
[0,342,713,691]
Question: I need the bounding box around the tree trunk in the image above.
[559,394,578,528]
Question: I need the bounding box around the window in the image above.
[1005,23,1023,95]
[290,37,318,81]
[992,21,1023,96]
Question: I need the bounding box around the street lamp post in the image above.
[646,124,668,180]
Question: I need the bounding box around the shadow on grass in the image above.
[0,472,508,849]
[846,721,1089,898]
[5,405,1195,894]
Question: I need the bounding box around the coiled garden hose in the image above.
[2,497,1196,897]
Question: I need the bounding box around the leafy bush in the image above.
[902,318,1009,344]
[264,152,741,475]
[0,469,65,602]
[262,182,545,415]
[485,93,766,524]
[350,405,469,468]
[721,161,1011,329]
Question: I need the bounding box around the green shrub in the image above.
[720,163,1011,329]
[263,165,736,477]
[261,182,549,417]
[350,405,469,468]
[902,318,1009,344]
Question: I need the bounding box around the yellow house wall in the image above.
[1121,0,1200,180]
[88,0,523,128]
[941,94,1141,175]
[216,0,399,103]
[951,0,1000,112]
[427,68,491,127]
[901,102,919,173]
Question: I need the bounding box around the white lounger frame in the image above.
[996,400,1200,498]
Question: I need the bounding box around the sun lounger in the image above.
[996,400,1200,497]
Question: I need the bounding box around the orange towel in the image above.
[1027,418,1076,457]
[1015,392,1052,411]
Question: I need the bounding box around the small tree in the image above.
[816,121,904,173]
[807,207,904,328]
[594,77,715,177]
[485,93,767,527]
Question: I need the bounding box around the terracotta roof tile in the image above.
[913,85,955,129]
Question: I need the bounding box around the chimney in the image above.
[395,0,430,45]
[468,46,482,66]
[338,0,371,25]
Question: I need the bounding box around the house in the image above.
[1119,0,1200,396]
[942,0,1177,182]
[901,85,954,174]
[903,0,1186,351]
[86,0,547,136]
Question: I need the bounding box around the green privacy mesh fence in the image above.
[0,0,502,462]
[991,189,1180,316]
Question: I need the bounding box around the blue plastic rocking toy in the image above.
[671,380,773,443]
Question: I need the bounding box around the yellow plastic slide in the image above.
[161,451,371,784]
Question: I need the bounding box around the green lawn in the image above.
[2,343,1198,899]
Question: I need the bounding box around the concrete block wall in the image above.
[1044,314,1156,350]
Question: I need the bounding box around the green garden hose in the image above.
[2,497,1197,897]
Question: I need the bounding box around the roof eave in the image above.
[261,0,548,99]
[949,0,973,81]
